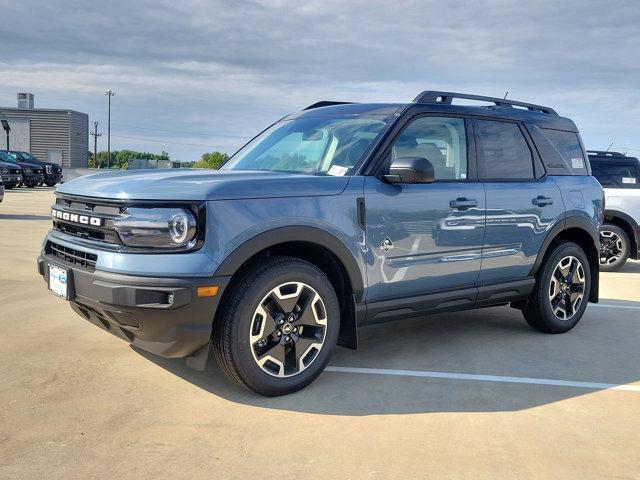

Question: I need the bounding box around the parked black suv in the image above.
[12,151,63,186]
[0,151,43,187]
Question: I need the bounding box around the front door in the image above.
[364,115,485,302]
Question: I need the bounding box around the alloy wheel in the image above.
[249,282,327,377]
[548,255,585,321]
[599,230,624,266]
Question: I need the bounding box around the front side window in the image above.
[222,116,390,175]
[389,116,468,180]
[591,161,640,188]
[476,120,534,180]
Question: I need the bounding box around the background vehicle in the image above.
[588,151,640,271]
[11,151,63,187]
[0,177,4,203]
[0,160,22,189]
[0,151,44,188]
[38,91,603,396]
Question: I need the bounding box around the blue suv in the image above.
[37,91,604,396]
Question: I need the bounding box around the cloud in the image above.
[1,0,639,159]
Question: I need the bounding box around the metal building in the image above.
[0,93,88,167]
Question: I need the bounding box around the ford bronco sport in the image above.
[37,91,604,396]
[587,151,640,271]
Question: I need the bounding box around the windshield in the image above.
[0,151,18,163]
[221,116,390,175]
[18,152,37,161]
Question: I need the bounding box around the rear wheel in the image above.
[523,241,591,333]
[212,256,340,396]
[599,224,629,272]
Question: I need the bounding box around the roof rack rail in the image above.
[587,150,625,157]
[413,91,558,115]
[304,101,354,110]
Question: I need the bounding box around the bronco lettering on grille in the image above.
[51,208,103,227]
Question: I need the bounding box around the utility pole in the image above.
[90,121,102,168]
[105,89,115,168]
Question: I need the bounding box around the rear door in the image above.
[364,115,486,302]
[475,119,564,284]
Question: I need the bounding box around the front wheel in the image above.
[523,241,591,333]
[599,224,629,272]
[212,256,340,396]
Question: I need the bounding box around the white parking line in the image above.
[325,366,640,392]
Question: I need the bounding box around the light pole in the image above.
[1,120,10,150]
[105,89,115,168]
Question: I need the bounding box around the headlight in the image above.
[113,208,197,249]
[46,165,53,174]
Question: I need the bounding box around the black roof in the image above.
[290,90,577,131]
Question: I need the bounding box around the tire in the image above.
[599,224,629,272]
[523,241,591,334]
[26,183,36,188]
[5,185,13,190]
[45,182,57,187]
[212,256,340,396]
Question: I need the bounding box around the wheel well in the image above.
[545,227,599,303]
[604,215,637,255]
[215,241,357,349]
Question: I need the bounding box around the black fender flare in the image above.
[214,226,365,302]
[530,216,600,302]
[604,209,639,229]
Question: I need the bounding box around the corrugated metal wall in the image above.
[69,111,89,167]
[0,108,88,167]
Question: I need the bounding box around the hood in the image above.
[56,169,351,201]
[0,161,20,170]
[15,161,44,172]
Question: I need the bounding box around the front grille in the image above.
[53,195,123,245]
[11,168,20,174]
[45,240,98,271]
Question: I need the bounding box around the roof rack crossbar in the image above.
[586,150,625,157]
[304,101,355,110]
[413,91,558,115]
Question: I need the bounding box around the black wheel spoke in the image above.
[283,342,297,375]
[569,283,584,293]
[292,287,315,323]
[253,333,281,359]
[551,293,563,309]
[564,294,573,317]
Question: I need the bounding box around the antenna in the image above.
[606,142,614,152]
[503,91,509,99]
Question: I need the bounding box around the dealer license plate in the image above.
[48,264,69,299]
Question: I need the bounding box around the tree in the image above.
[193,152,229,169]
[89,149,171,169]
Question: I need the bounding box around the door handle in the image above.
[532,195,554,207]
[450,198,478,209]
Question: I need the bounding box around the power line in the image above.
[109,133,240,149]
[102,121,252,139]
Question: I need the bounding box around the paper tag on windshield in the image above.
[622,177,637,184]
[571,157,584,169]
[327,165,348,176]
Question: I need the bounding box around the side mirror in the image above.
[383,157,435,184]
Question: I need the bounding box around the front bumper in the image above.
[37,255,230,358]
[1,173,22,186]
[22,173,44,184]
[44,173,63,184]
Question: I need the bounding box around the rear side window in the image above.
[542,129,588,174]
[476,120,534,180]
[590,161,640,188]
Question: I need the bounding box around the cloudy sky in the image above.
[1,0,639,161]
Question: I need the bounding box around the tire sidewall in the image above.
[228,262,340,395]
[537,242,591,331]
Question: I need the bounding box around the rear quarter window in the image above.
[541,129,589,175]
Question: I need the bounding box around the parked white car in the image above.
[588,151,640,271]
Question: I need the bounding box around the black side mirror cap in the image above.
[383,156,435,184]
